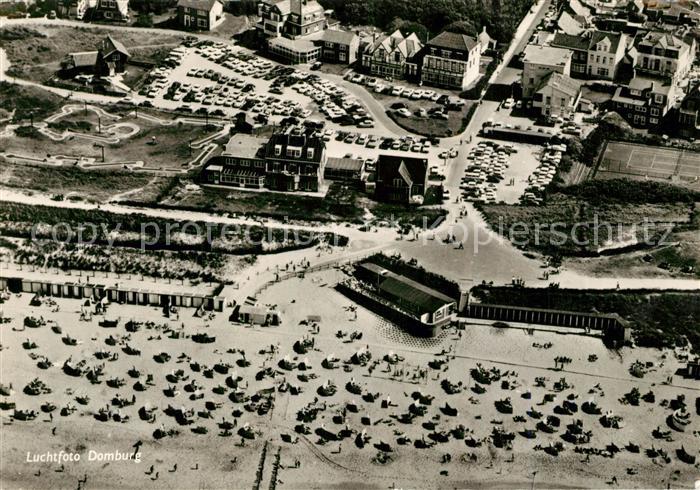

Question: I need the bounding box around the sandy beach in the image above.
[1,269,699,489]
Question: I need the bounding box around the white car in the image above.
[410,90,424,100]
[402,89,414,98]
[391,86,404,96]
[396,108,412,117]
[503,98,515,109]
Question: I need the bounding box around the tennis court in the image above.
[597,141,700,189]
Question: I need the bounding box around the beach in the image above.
[1,270,698,489]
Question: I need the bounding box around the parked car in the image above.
[396,108,412,117]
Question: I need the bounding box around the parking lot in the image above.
[131,40,400,137]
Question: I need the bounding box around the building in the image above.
[263,127,326,191]
[318,29,359,64]
[611,75,677,128]
[532,72,582,117]
[92,0,129,22]
[60,36,129,77]
[361,29,423,80]
[95,36,130,76]
[231,304,280,326]
[550,30,627,80]
[176,0,223,30]
[420,31,481,91]
[374,155,428,204]
[202,134,267,189]
[676,83,700,139]
[521,45,572,97]
[57,0,89,19]
[256,0,327,39]
[355,262,456,329]
[202,128,327,192]
[635,31,694,83]
[324,157,364,183]
[268,36,321,64]
[60,51,100,76]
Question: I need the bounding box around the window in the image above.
[545,96,551,105]
[339,52,346,62]
[274,145,282,156]
[654,94,663,104]
[392,178,404,187]
[650,107,659,116]
[650,117,658,124]
[306,148,314,159]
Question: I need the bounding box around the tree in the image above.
[387,18,430,41]
[443,20,477,36]
[134,13,154,27]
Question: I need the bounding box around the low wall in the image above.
[465,303,630,345]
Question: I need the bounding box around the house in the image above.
[532,72,582,117]
[176,0,223,30]
[318,29,359,64]
[60,36,129,78]
[550,30,627,80]
[676,83,700,139]
[635,31,694,83]
[202,127,327,192]
[420,31,481,91]
[361,29,423,80]
[57,0,89,19]
[202,134,267,189]
[324,157,364,182]
[256,0,327,39]
[611,75,677,128]
[256,0,332,63]
[521,45,572,97]
[355,262,456,329]
[263,126,326,192]
[374,155,428,204]
[92,0,129,22]
[95,36,130,76]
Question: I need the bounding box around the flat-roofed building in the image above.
[522,45,572,97]
[324,156,364,182]
[355,262,456,328]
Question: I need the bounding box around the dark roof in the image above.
[101,36,130,57]
[320,29,357,46]
[551,32,588,50]
[376,154,427,187]
[358,263,455,315]
[551,30,623,53]
[177,0,220,11]
[264,129,325,163]
[426,31,478,52]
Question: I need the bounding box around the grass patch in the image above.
[386,102,475,138]
[0,82,65,122]
[1,25,183,83]
[0,163,159,202]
